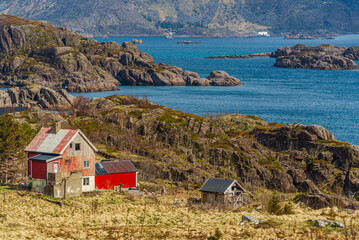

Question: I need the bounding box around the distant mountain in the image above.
[1,0,358,37]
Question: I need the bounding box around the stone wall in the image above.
[44,170,83,198]
[32,178,46,193]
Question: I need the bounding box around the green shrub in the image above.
[267,194,282,215]
[208,228,223,240]
[283,203,294,214]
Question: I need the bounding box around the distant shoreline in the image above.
[91,34,358,39]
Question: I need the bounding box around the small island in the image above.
[271,44,359,70]
[177,40,202,45]
[205,44,359,70]
[205,52,271,59]
[130,39,144,44]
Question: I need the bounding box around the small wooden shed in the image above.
[200,178,249,206]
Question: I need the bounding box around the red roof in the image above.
[100,160,137,174]
[25,127,97,154]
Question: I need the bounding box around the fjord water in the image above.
[74,36,359,144]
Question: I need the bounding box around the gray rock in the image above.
[256,205,263,210]
[0,85,75,110]
[206,70,243,86]
[313,219,329,227]
[241,215,259,223]
[199,122,210,134]
[332,221,345,228]
[344,208,355,214]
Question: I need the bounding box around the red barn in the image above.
[25,123,97,194]
[95,160,137,190]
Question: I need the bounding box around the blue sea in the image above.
[75,35,359,144]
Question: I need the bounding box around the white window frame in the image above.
[83,159,90,169]
[53,162,59,173]
[83,177,89,186]
[75,143,81,151]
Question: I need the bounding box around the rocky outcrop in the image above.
[300,193,359,210]
[0,15,242,91]
[0,85,75,109]
[271,44,359,70]
[205,71,243,86]
[343,47,359,60]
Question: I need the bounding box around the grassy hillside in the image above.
[0,185,358,239]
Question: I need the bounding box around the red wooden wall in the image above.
[95,172,137,189]
[31,161,47,179]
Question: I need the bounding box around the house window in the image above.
[53,162,59,173]
[83,159,90,169]
[65,158,70,165]
[83,177,89,186]
[75,143,81,151]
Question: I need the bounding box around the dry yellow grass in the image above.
[0,185,358,240]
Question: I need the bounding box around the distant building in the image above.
[200,178,249,206]
[25,122,97,197]
[95,160,137,190]
[258,31,270,36]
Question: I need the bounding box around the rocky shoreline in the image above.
[0,15,243,92]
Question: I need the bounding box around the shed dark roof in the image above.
[96,160,137,175]
[29,154,60,162]
[199,178,235,194]
[95,163,108,175]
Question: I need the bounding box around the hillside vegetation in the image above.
[2,94,359,210]
[0,0,358,36]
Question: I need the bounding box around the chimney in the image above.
[52,121,61,134]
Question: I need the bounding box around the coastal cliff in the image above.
[0,15,242,92]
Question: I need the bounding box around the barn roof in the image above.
[29,154,61,162]
[25,127,97,154]
[200,178,242,194]
[95,160,137,175]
